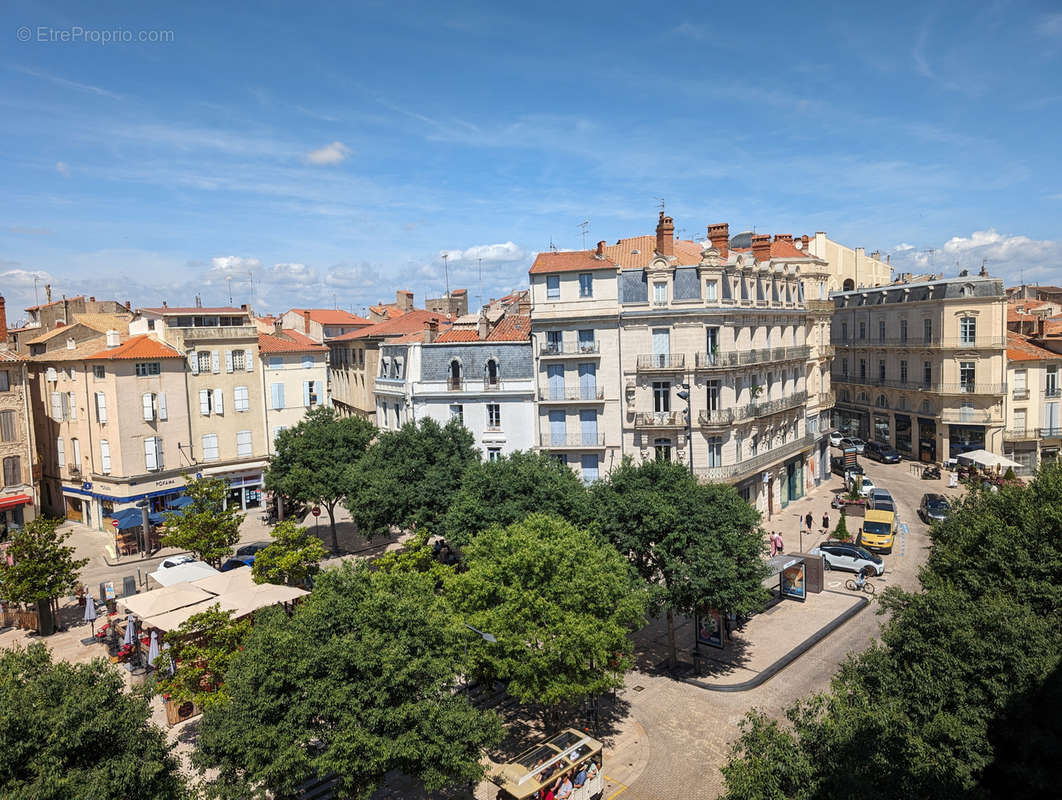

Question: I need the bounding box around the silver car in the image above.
[810,542,885,576]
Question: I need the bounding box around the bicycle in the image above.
[845,576,876,595]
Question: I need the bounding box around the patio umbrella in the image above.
[123,613,136,646]
[147,630,160,671]
[162,642,175,676]
[83,594,97,636]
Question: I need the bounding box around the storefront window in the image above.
[895,415,912,452]
[949,425,985,460]
[918,418,937,463]
[873,414,890,443]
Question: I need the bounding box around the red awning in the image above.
[0,494,32,511]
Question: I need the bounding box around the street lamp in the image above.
[676,384,694,476]
[462,623,496,693]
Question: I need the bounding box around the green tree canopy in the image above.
[155,604,251,711]
[345,417,479,538]
[265,406,375,551]
[0,516,87,605]
[251,518,328,586]
[593,459,768,665]
[161,475,244,566]
[0,644,185,800]
[722,463,1062,800]
[193,562,502,800]
[447,514,647,707]
[444,450,595,546]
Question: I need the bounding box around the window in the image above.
[302,355,314,369]
[142,393,155,421]
[1013,369,1027,395]
[654,438,672,462]
[878,360,886,382]
[578,273,593,297]
[923,318,933,343]
[653,381,671,413]
[923,361,932,387]
[0,370,8,391]
[960,317,976,345]
[653,282,667,305]
[900,360,908,384]
[546,330,562,353]
[705,280,718,301]
[92,365,105,379]
[202,434,219,461]
[705,327,719,358]
[707,437,722,468]
[580,453,599,484]
[878,319,886,342]
[487,447,502,462]
[67,392,76,420]
[899,319,907,343]
[269,356,282,369]
[578,329,595,352]
[232,350,246,371]
[144,436,163,471]
[859,359,866,380]
[0,411,15,442]
[449,360,462,389]
[99,440,111,474]
[56,437,65,467]
[135,362,161,377]
[487,403,501,430]
[1046,367,1058,396]
[3,455,20,486]
[236,430,252,457]
[859,321,866,340]
[273,426,287,443]
[270,383,285,410]
[450,404,463,423]
[959,361,975,391]
[486,359,499,387]
[197,351,212,373]
[841,321,848,340]
[303,381,321,407]
[234,385,250,412]
[546,275,560,298]
[841,359,849,377]
[876,394,888,408]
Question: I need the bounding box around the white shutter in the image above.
[202,434,219,461]
[155,437,164,470]
[145,437,157,471]
[303,381,311,407]
[158,392,167,420]
[213,388,224,415]
[100,440,111,473]
[72,438,81,467]
[199,389,210,415]
[61,393,70,420]
[211,351,221,374]
[68,392,77,420]
[271,383,284,410]
[95,392,107,423]
[142,393,155,421]
[189,351,199,375]
[57,437,65,467]
[237,430,252,456]
[244,349,254,372]
[314,380,323,406]
[51,391,62,420]
[46,367,57,382]
[225,351,234,373]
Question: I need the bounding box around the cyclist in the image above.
[855,568,872,590]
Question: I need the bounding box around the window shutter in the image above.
[68,392,77,420]
[314,381,323,406]
[50,392,62,420]
[271,383,282,410]
[213,388,224,414]
[200,389,211,416]
[145,438,157,471]
[57,437,65,466]
[61,393,70,420]
[158,392,168,420]
[211,351,221,374]
[142,393,154,421]
[225,351,234,373]
[303,381,311,407]
[46,367,57,382]
[245,349,254,372]
[155,438,164,470]
[189,351,199,375]
[95,392,107,423]
[100,440,111,473]
[72,438,81,467]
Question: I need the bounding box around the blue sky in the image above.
[2,0,1061,322]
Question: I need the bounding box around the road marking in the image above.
[605,777,629,799]
[899,522,908,556]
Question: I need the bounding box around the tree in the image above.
[0,644,186,800]
[154,605,251,711]
[161,475,243,566]
[593,459,769,668]
[345,417,479,538]
[834,509,850,542]
[193,562,502,800]
[251,519,327,586]
[265,406,375,552]
[444,450,595,546]
[446,514,647,708]
[0,517,87,634]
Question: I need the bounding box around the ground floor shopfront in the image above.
[0,490,35,539]
[735,449,814,519]
[832,406,1003,464]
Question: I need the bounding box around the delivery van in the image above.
[858,508,896,554]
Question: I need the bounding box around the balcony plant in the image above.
[750,384,763,399]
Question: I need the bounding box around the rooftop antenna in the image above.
[227,276,233,305]
[247,269,255,310]
[579,220,590,250]
[657,197,665,214]
[442,252,451,309]
[478,257,483,311]
[549,236,558,253]
[33,275,41,308]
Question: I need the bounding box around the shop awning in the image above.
[957,449,1022,470]
[0,494,32,511]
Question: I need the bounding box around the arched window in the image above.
[842,278,855,291]
[449,360,462,390]
[485,358,499,388]
[876,394,888,408]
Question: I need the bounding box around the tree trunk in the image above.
[326,503,339,553]
[666,606,678,670]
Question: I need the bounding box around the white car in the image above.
[829,431,844,447]
[810,542,885,576]
[839,437,866,453]
[849,476,876,497]
[158,554,196,570]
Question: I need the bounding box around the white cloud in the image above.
[673,22,710,42]
[1038,12,1062,38]
[55,161,70,177]
[305,141,351,165]
[15,66,123,100]
[890,228,1062,286]
[438,241,526,264]
[894,242,915,252]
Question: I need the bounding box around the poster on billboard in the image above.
[780,560,806,601]
[695,609,725,649]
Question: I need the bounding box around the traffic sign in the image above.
[311,507,321,517]
[111,519,119,529]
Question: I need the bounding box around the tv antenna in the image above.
[477,257,483,312]
[549,236,558,253]
[227,276,233,305]
[442,253,450,304]
[657,197,665,213]
[579,220,590,250]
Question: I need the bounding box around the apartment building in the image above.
[529,214,831,516]
[831,275,1007,463]
[278,308,371,343]
[802,232,893,293]
[258,327,329,453]
[328,309,449,419]
[7,290,129,353]
[135,305,269,510]
[375,314,534,459]
[1004,333,1062,474]
[425,288,469,319]
[1,296,37,534]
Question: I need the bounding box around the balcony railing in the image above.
[538,386,605,402]
[830,336,1005,350]
[447,378,463,391]
[747,390,808,419]
[831,375,1007,396]
[937,383,1008,396]
[483,379,502,391]
[636,353,685,371]
[698,408,735,427]
[694,345,810,370]
[539,342,600,357]
[181,325,258,341]
[695,433,816,483]
[540,433,606,448]
[634,411,686,428]
[1046,387,1061,398]
[1013,388,1030,400]
[939,408,995,424]
[1003,428,1038,441]
[1040,427,1062,439]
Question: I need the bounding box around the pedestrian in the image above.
[805,512,814,533]
[773,531,784,555]
[822,511,830,535]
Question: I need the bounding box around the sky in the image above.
[2,0,1061,323]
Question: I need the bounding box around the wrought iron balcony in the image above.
[939,408,995,424]
[634,411,686,429]
[636,353,685,371]
[539,341,600,357]
[695,433,816,483]
[698,408,735,428]
[1039,427,1062,439]
[539,433,607,448]
[1003,428,1038,441]
[538,385,605,402]
[694,345,810,370]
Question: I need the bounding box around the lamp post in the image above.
[676,384,694,476]
[462,623,496,693]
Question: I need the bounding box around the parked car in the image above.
[864,441,901,463]
[158,554,196,570]
[919,493,951,523]
[868,496,895,512]
[810,542,885,576]
[839,437,866,453]
[831,456,864,477]
[868,488,893,506]
[220,555,255,572]
[829,431,845,448]
[851,475,877,497]
[235,541,271,558]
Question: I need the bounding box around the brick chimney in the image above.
[478,312,489,340]
[775,234,793,245]
[655,212,675,257]
[707,223,729,259]
[595,240,606,258]
[423,319,438,344]
[396,290,414,312]
[0,295,6,343]
[751,234,772,263]
[303,310,311,333]
[273,319,283,335]
[801,234,810,250]
[45,284,52,304]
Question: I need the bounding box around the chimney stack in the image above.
[162,300,167,309]
[478,312,489,340]
[751,234,772,263]
[45,284,52,304]
[655,212,675,257]
[595,240,606,257]
[396,290,414,312]
[105,329,120,348]
[273,319,283,335]
[66,337,76,350]
[0,295,6,344]
[303,310,311,334]
[423,319,439,344]
[801,234,810,250]
[707,223,729,259]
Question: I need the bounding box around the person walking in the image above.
[822,511,830,535]
[805,512,814,534]
[772,531,784,555]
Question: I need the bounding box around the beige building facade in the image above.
[802,231,893,293]
[831,276,1008,463]
[1004,333,1062,474]
[1,298,37,533]
[258,328,329,453]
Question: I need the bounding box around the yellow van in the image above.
[859,508,896,554]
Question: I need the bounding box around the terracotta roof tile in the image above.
[336,310,450,341]
[25,295,85,311]
[388,331,429,344]
[24,314,132,345]
[529,250,617,274]
[731,240,821,261]
[486,315,531,342]
[1006,333,1062,362]
[286,308,372,326]
[0,349,26,362]
[258,329,328,354]
[433,329,480,343]
[85,335,183,361]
